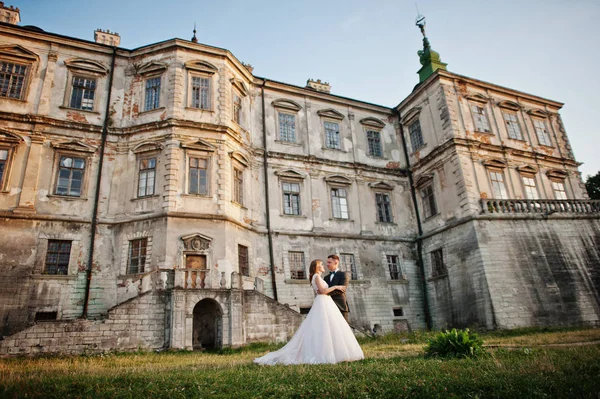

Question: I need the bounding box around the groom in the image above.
[324,254,350,323]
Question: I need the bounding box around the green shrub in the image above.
[425,328,485,358]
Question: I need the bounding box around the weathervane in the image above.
[191,23,198,43]
[415,3,426,37]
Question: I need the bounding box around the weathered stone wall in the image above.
[243,291,303,343]
[0,291,167,356]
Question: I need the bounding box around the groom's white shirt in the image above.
[329,268,339,283]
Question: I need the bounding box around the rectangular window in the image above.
[376,193,393,223]
[489,170,508,199]
[278,113,296,142]
[44,240,71,275]
[331,187,349,219]
[189,157,208,195]
[0,61,27,99]
[471,105,490,132]
[387,255,402,280]
[288,251,306,280]
[533,119,552,146]
[138,158,156,197]
[393,307,404,317]
[238,244,249,277]
[0,148,9,187]
[409,120,425,151]
[233,92,242,124]
[283,182,301,215]
[522,176,539,200]
[191,76,210,110]
[324,121,340,149]
[366,130,382,157]
[233,167,244,204]
[552,181,567,200]
[503,112,523,140]
[128,238,148,274]
[70,76,96,111]
[56,155,86,197]
[420,184,438,219]
[340,253,357,280]
[144,76,161,111]
[431,249,447,278]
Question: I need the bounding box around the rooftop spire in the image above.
[415,13,447,83]
[191,23,198,43]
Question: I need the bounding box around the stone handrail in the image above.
[173,268,211,289]
[481,199,600,215]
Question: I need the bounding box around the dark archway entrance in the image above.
[192,299,223,350]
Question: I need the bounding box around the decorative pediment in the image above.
[400,106,421,124]
[184,60,217,75]
[229,151,249,167]
[0,45,39,62]
[131,141,163,154]
[64,58,109,75]
[527,109,549,118]
[272,99,302,112]
[466,93,490,104]
[0,129,23,144]
[497,101,521,111]
[359,117,386,129]
[317,108,344,120]
[517,165,538,175]
[546,169,568,180]
[275,169,306,180]
[137,61,168,76]
[181,138,216,152]
[230,78,249,96]
[369,181,394,191]
[181,233,212,252]
[414,174,434,188]
[51,139,97,153]
[482,158,507,169]
[324,174,352,185]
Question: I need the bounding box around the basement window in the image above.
[393,307,404,317]
[35,311,57,321]
[299,307,311,315]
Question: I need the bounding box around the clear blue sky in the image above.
[15,0,600,179]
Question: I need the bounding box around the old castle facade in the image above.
[0,5,599,355]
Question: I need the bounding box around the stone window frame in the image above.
[547,169,569,200]
[528,109,553,147]
[49,140,97,200]
[430,248,447,279]
[185,60,218,111]
[370,181,395,224]
[467,94,492,134]
[137,61,168,113]
[33,231,82,278]
[128,237,149,274]
[62,58,109,113]
[402,106,426,154]
[0,45,39,102]
[415,174,438,220]
[230,151,249,207]
[498,101,524,141]
[360,117,386,158]
[484,159,510,200]
[181,139,216,197]
[237,241,251,278]
[339,252,360,280]
[287,250,307,280]
[276,169,307,217]
[0,130,21,192]
[231,78,249,128]
[272,99,302,144]
[131,141,163,200]
[317,108,345,151]
[120,231,153,276]
[517,165,540,200]
[325,174,352,221]
[385,253,406,281]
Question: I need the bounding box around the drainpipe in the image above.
[261,80,278,301]
[83,46,117,318]
[396,109,431,330]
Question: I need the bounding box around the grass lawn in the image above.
[1,327,599,398]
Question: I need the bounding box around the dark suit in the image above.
[324,270,350,322]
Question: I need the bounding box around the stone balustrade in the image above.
[481,199,600,215]
[173,268,211,289]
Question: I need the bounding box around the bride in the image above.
[254,259,364,365]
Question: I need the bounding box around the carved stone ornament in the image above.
[181,233,212,252]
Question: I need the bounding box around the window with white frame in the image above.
[522,175,539,200]
[324,121,341,149]
[144,76,161,111]
[552,180,567,200]
[233,91,242,125]
[375,192,393,223]
[283,182,301,215]
[366,130,383,157]
[489,170,509,199]
[420,184,438,219]
[44,240,71,275]
[533,119,552,146]
[188,156,208,195]
[55,155,86,197]
[288,251,306,280]
[0,61,28,100]
[471,104,490,133]
[503,112,523,140]
[409,120,425,151]
[278,113,296,142]
[331,187,349,219]
[69,76,96,111]
[138,157,156,197]
[128,238,148,274]
[233,167,244,205]
[191,76,211,110]
[387,255,403,280]
[431,249,447,278]
[340,253,357,280]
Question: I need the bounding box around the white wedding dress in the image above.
[254,274,364,365]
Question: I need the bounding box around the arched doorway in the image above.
[192,299,223,350]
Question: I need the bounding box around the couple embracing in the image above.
[254,255,364,365]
